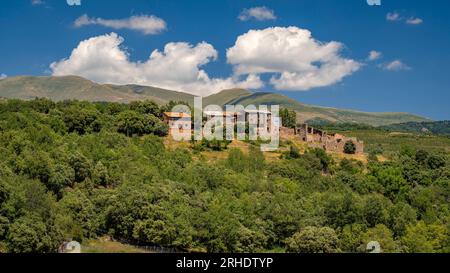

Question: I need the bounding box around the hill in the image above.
[0,75,429,126]
[379,121,450,136]
[0,76,195,104]
[204,89,429,126]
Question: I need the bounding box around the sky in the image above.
[0,0,449,120]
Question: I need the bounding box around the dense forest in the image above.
[0,98,449,253]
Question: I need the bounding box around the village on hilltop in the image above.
[163,109,364,155]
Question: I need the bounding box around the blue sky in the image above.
[0,0,449,120]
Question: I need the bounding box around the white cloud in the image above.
[382,60,410,71]
[0,74,7,80]
[386,12,401,21]
[238,7,276,21]
[74,14,167,35]
[226,27,361,91]
[406,17,423,25]
[368,50,382,61]
[51,27,361,95]
[31,0,44,5]
[387,12,424,25]
[50,33,262,96]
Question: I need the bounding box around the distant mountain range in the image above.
[0,75,430,126]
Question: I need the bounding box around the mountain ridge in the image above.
[0,75,430,126]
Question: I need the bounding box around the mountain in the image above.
[0,76,430,126]
[205,89,429,126]
[0,76,195,104]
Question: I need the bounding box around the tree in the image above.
[130,100,161,117]
[92,161,109,187]
[62,106,102,134]
[68,152,91,183]
[6,214,62,253]
[116,111,145,137]
[339,224,366,253]
[48,163,75,195]
[280,108,297,128]
[362,224,398,253]
[426,154,446,170]
[415,150,429,165]
[116,111,168,137]
[363,195,388,228]
[401,221,448,253]
[344,140,356,154]
[286,226,340,253]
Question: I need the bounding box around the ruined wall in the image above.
[292,124,364,154]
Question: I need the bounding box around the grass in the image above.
[333,129,450,156]
[82,237,152,253]
[163,127,450,164]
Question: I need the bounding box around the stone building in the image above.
[163,112,192,135]
[295,124,364,154]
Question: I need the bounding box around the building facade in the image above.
[163,112,192,135]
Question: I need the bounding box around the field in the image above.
[334,129,450,156]
[82,237,151,253]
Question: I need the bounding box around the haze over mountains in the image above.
[0,75,429,126]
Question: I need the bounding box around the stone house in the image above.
[295,124,364,154]
[163,112,192,135]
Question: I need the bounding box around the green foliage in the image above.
[401,221,448,253]
[0,98,448,253]
[280,108,297,128]
[380,120,450,136]
[286,226,340,253]
[116,111,168,137]
[362,224,398,253]
[344,140,357,154]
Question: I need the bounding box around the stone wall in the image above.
[289,124,364,154]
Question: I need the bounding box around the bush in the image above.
[344,140,357,154]
[286,226,340,253]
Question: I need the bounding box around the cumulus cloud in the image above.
[238,7,276,21]
[226,27,361,91]
[382,60,410,71]
[50,33,262,96]
[368,50,382,61]
[406,17,423,25]
[0,74,7,80]
[51,27,361,95]
[74,14,167,35]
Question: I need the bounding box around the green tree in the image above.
[344,140,356,154]
[362,224,398,253]
[6,214,61,253]
[401,221,448,253]
[280,108,297,128]
[286,226,340,253]
[92,161,109,187]
[363,195,389,228]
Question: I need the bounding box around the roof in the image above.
[163,112,191,118]
[203,110,242,116]
[244,109,272,114]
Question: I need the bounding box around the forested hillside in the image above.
[0,98,448,253]
[380,121,450,136]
